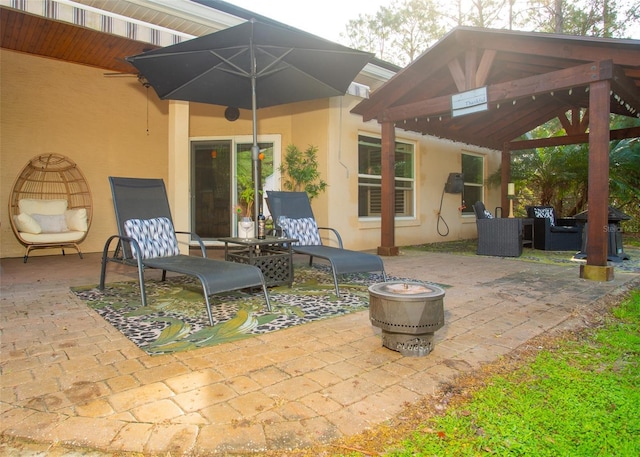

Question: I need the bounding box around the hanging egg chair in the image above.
[8,153,93,262]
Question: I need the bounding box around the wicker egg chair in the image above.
[8,153,93,262]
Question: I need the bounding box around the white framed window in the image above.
[461,152,484,215]
[358,135,415,218]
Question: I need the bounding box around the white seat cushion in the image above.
[19,231,85,243]
[19,199,68,216]
[65,208,88,232]
[14,213,42,234]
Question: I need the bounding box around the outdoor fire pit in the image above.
[369,281,445,357]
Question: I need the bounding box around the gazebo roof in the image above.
[352,27,640,150]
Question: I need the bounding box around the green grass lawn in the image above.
[379,289,640,457]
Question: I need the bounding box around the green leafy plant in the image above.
[279,144,327,200]
[236,173,254,217]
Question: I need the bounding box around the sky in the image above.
[225,0,391,42]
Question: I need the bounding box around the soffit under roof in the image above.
[73,0,242,36]
[0,0,395,89]
[352,27,640,150]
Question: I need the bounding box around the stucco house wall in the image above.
[1,47,500,259]
[0,49,170,259]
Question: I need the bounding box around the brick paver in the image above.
[1,251,637,455]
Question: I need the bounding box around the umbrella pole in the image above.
[251,76,260,237]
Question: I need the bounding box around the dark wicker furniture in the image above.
[526,205,582,251]
[472,201,523,257]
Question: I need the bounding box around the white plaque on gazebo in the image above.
[452,87,488,117]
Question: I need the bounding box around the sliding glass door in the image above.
[191,140,232,239]
[191,138,276,240]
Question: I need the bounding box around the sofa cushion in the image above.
[279,217,322,246]
[31,214,69,233]
[14,213,42,234]
[19,231,85,243]
[65,208,88,232]
[124,217,180,259]
[19,198,68,216]
[532,206,555,226]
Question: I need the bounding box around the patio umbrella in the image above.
[126,19,373,228]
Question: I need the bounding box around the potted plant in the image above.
[278,144,327,200]
[235,174,255,238]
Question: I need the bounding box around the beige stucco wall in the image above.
[1,48,502,260]
[1,50,170,259]
[316,96,500,251]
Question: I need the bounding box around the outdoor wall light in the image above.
[225,106,240,121]
[508,182,515,218]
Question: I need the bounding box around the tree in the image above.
[489,113,640,228]
[440,0,509,29]
[343,0,444,66]
[521,0,632,38]
[391,0,445,64]
[343,6,398,63]
[341,0,638,66]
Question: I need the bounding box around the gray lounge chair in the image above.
[266,191,386,295]
[99,177,270,325]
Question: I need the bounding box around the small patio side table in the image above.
[219,236,298,287]
[521,218,533,248]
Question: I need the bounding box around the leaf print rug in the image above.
[73,266,440,355]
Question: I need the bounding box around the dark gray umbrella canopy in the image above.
[127,20,372,108]
[126,19,372,227]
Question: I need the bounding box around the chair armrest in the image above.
[317,226,344,249]
[175,230,207,257]
[533,217,552,232]
[477,218,523,232]
[556,218,578,227]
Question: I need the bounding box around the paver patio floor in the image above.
[1,249,637,455]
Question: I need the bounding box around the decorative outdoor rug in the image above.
[72,267,444,355]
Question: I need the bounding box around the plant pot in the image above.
[238,218,254,239]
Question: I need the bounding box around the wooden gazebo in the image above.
[352,27,640,281]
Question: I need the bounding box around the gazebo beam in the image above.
[381,60,613,123]
[508,126,640,150]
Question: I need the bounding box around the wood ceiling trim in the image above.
[1,7,153,73]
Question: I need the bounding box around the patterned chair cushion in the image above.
[124,217,180,259]
[532,207,556,227]
[483,210,494,219]
[279,217,322,246]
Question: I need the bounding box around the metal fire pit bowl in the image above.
[369,281,445,357]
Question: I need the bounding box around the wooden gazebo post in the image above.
[378,121,399,256]
[501,148,511,216]
[581,79,614,281]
